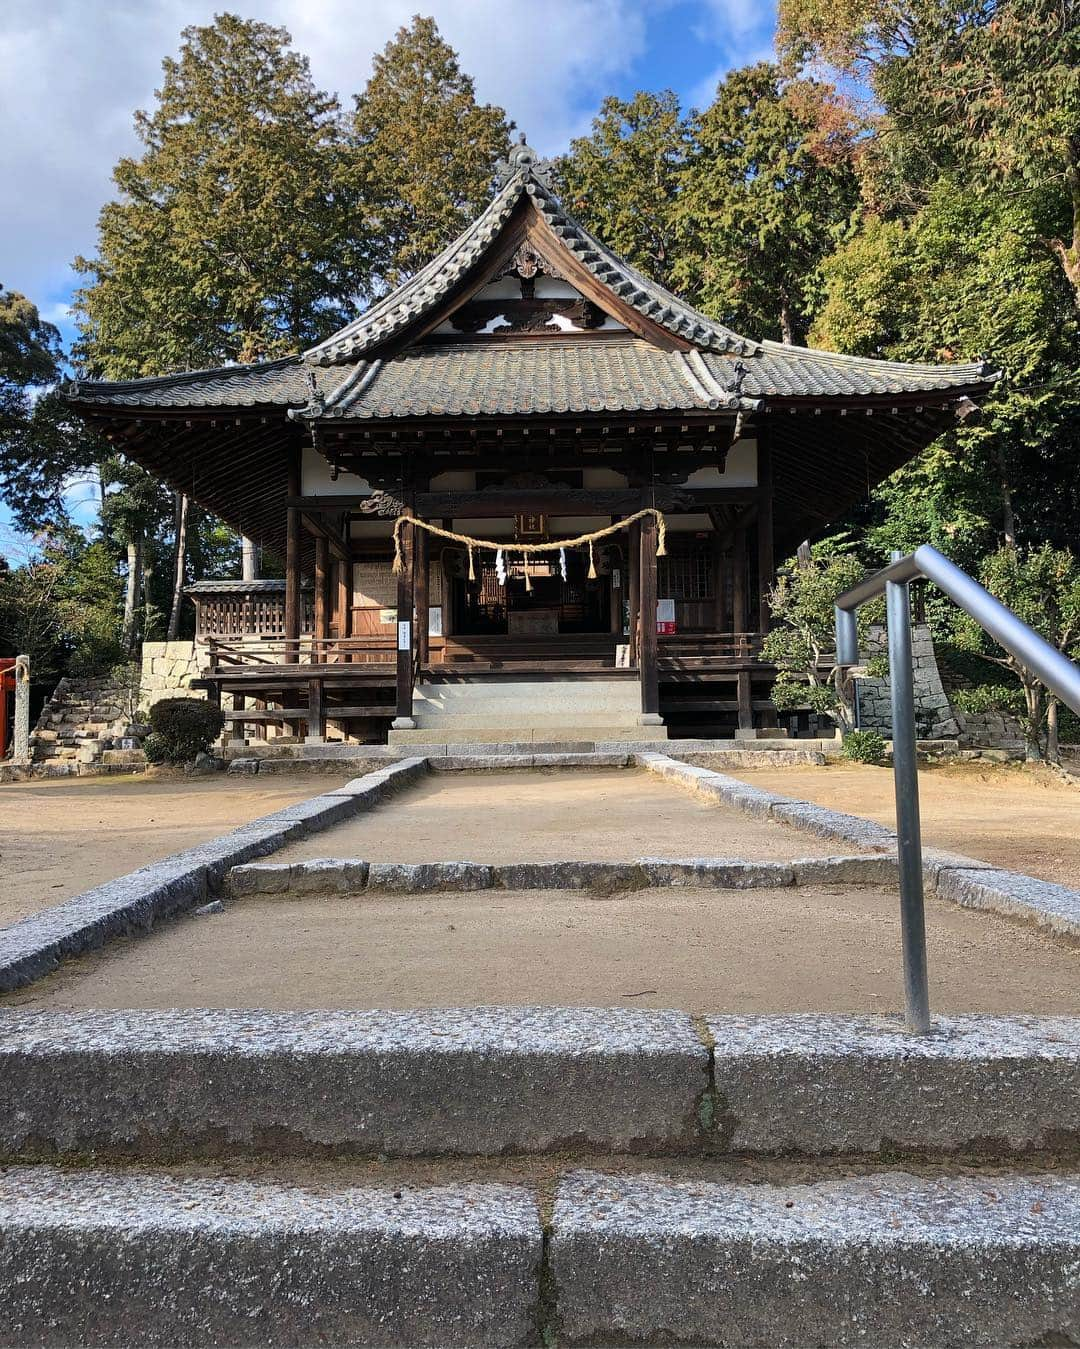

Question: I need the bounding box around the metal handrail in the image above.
[835,543,1080,1034]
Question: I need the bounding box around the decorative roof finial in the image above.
[495,132,554,189]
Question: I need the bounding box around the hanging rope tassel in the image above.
[656,517,667,557]
[587,539,597,580]
[495,548,506,586]
[558,547,567,582]
[467,544,476,582]
[524,553,533,592]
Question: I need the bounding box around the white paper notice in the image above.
[397,620,412,651]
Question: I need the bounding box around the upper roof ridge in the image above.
[303,134,759,367]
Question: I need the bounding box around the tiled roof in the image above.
[311,340,750,420]
[305,337,991,421]
[66,358,335,409]
[185,579,290,594]
[303,170,756,365]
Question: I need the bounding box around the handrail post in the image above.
[886,555,931,1033]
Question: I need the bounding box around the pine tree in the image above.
[73,12,363,376]
[557,91,690,287]
[351,16,510,288]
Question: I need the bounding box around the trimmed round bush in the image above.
[147,697,225,764]
[841,729,888,766]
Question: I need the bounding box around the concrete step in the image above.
[3,1009,1077,1161]
[390,723,669,743]
[0,1166,539,1348]
[1,1163,1077,1346]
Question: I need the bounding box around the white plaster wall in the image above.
[301,445,373,496]
[684,439,757,488]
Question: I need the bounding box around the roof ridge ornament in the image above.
[495,132,555,190]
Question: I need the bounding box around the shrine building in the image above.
[66,136,996,745]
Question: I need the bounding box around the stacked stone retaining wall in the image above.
[854,623,960,741]
[139,641,204,709]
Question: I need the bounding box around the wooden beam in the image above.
[757,429,775,634]
[307,677,326,741]
[415,526,430,667]
[301,511,350,563]
[284,507,301,663]
[313,537,329,641]
[395,513,415,723]
[639,510,659,717]
[628,519,641,666]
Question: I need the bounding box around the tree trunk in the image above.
[122,536,143,656]
[1047,696,1060,764]
[992,446,1017,549]
[1022,678,1044,761]
[241,535,259,582]
[779,293,795,346]
[167,493,189,641]
[142,552,155,644]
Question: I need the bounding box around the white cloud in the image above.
[0,0,649,310]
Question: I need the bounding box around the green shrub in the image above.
[147,697,224,763]
[841,729,888,765]
[950,684,1025,717]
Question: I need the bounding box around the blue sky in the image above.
[1,0,777,556]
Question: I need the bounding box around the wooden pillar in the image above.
[712,530,727,633]
[757,429,774,634]
[307,677,325,742]
[628,520,641,663]
[639,511,660,718]
[284,507,301,663]
[415,526,430,668]
[737,669,753,732]
[732,525,747,636]
[394,513,415,725]
[313,537,329,657]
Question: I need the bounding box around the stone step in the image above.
[390,723,669,743]
[0,1163,1076,1346]
[2,1009,1077,1161]
[0,1165,539,1348]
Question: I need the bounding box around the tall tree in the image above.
[351,16,510,289]
[558,91,690,287]
[672,64,861,343]
[778,0,1080,302]
[0,286,99,532]
[73,12,363,376]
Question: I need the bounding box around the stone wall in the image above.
[140,641,204,709]
[954,709,1026,750]
[854,624,961,740]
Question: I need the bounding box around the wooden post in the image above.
[712,530,727,634]
[737,669,753,732]
[284,507,300,663]
[415,526,430,668]
[628,520,641,664]
[307,677,325,743]
[732,524,747,637]
[313,537,329,656]
[394,514,415,726]
[639,511,660,719]
[757,430,774,634]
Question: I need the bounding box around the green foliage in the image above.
[351,16,510,289]
[558,91,690,287]
[74,13,364,376]
[950,684,1025,717]
[841,729,888,765]
[148,697,225,763]
[953,544,1080,758]
[673,64,861,343]
[761,545,883,729]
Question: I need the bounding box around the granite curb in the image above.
[0,1006,708,1157]
[0,1166,540,1348]
[637,751,1080,939]
[551,1169,1080,1347]
[228,854,897,896]
[4,1009,1079,1162]
[0,759,429,994]
[708,1012,1080,1154]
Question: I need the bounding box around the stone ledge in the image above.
[708,1012,1080,1154]
[0,765,416,993]
[934,865,1080,940]
[229,855,899,896]
[0,1007,708,1156]
[0,1166,540,1348]
[552,1169,1080,1347]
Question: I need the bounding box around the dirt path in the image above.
[729,761,1080,887]
[0,773,338,926]
[8,880,1078,1015]
[276,769,843,865]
